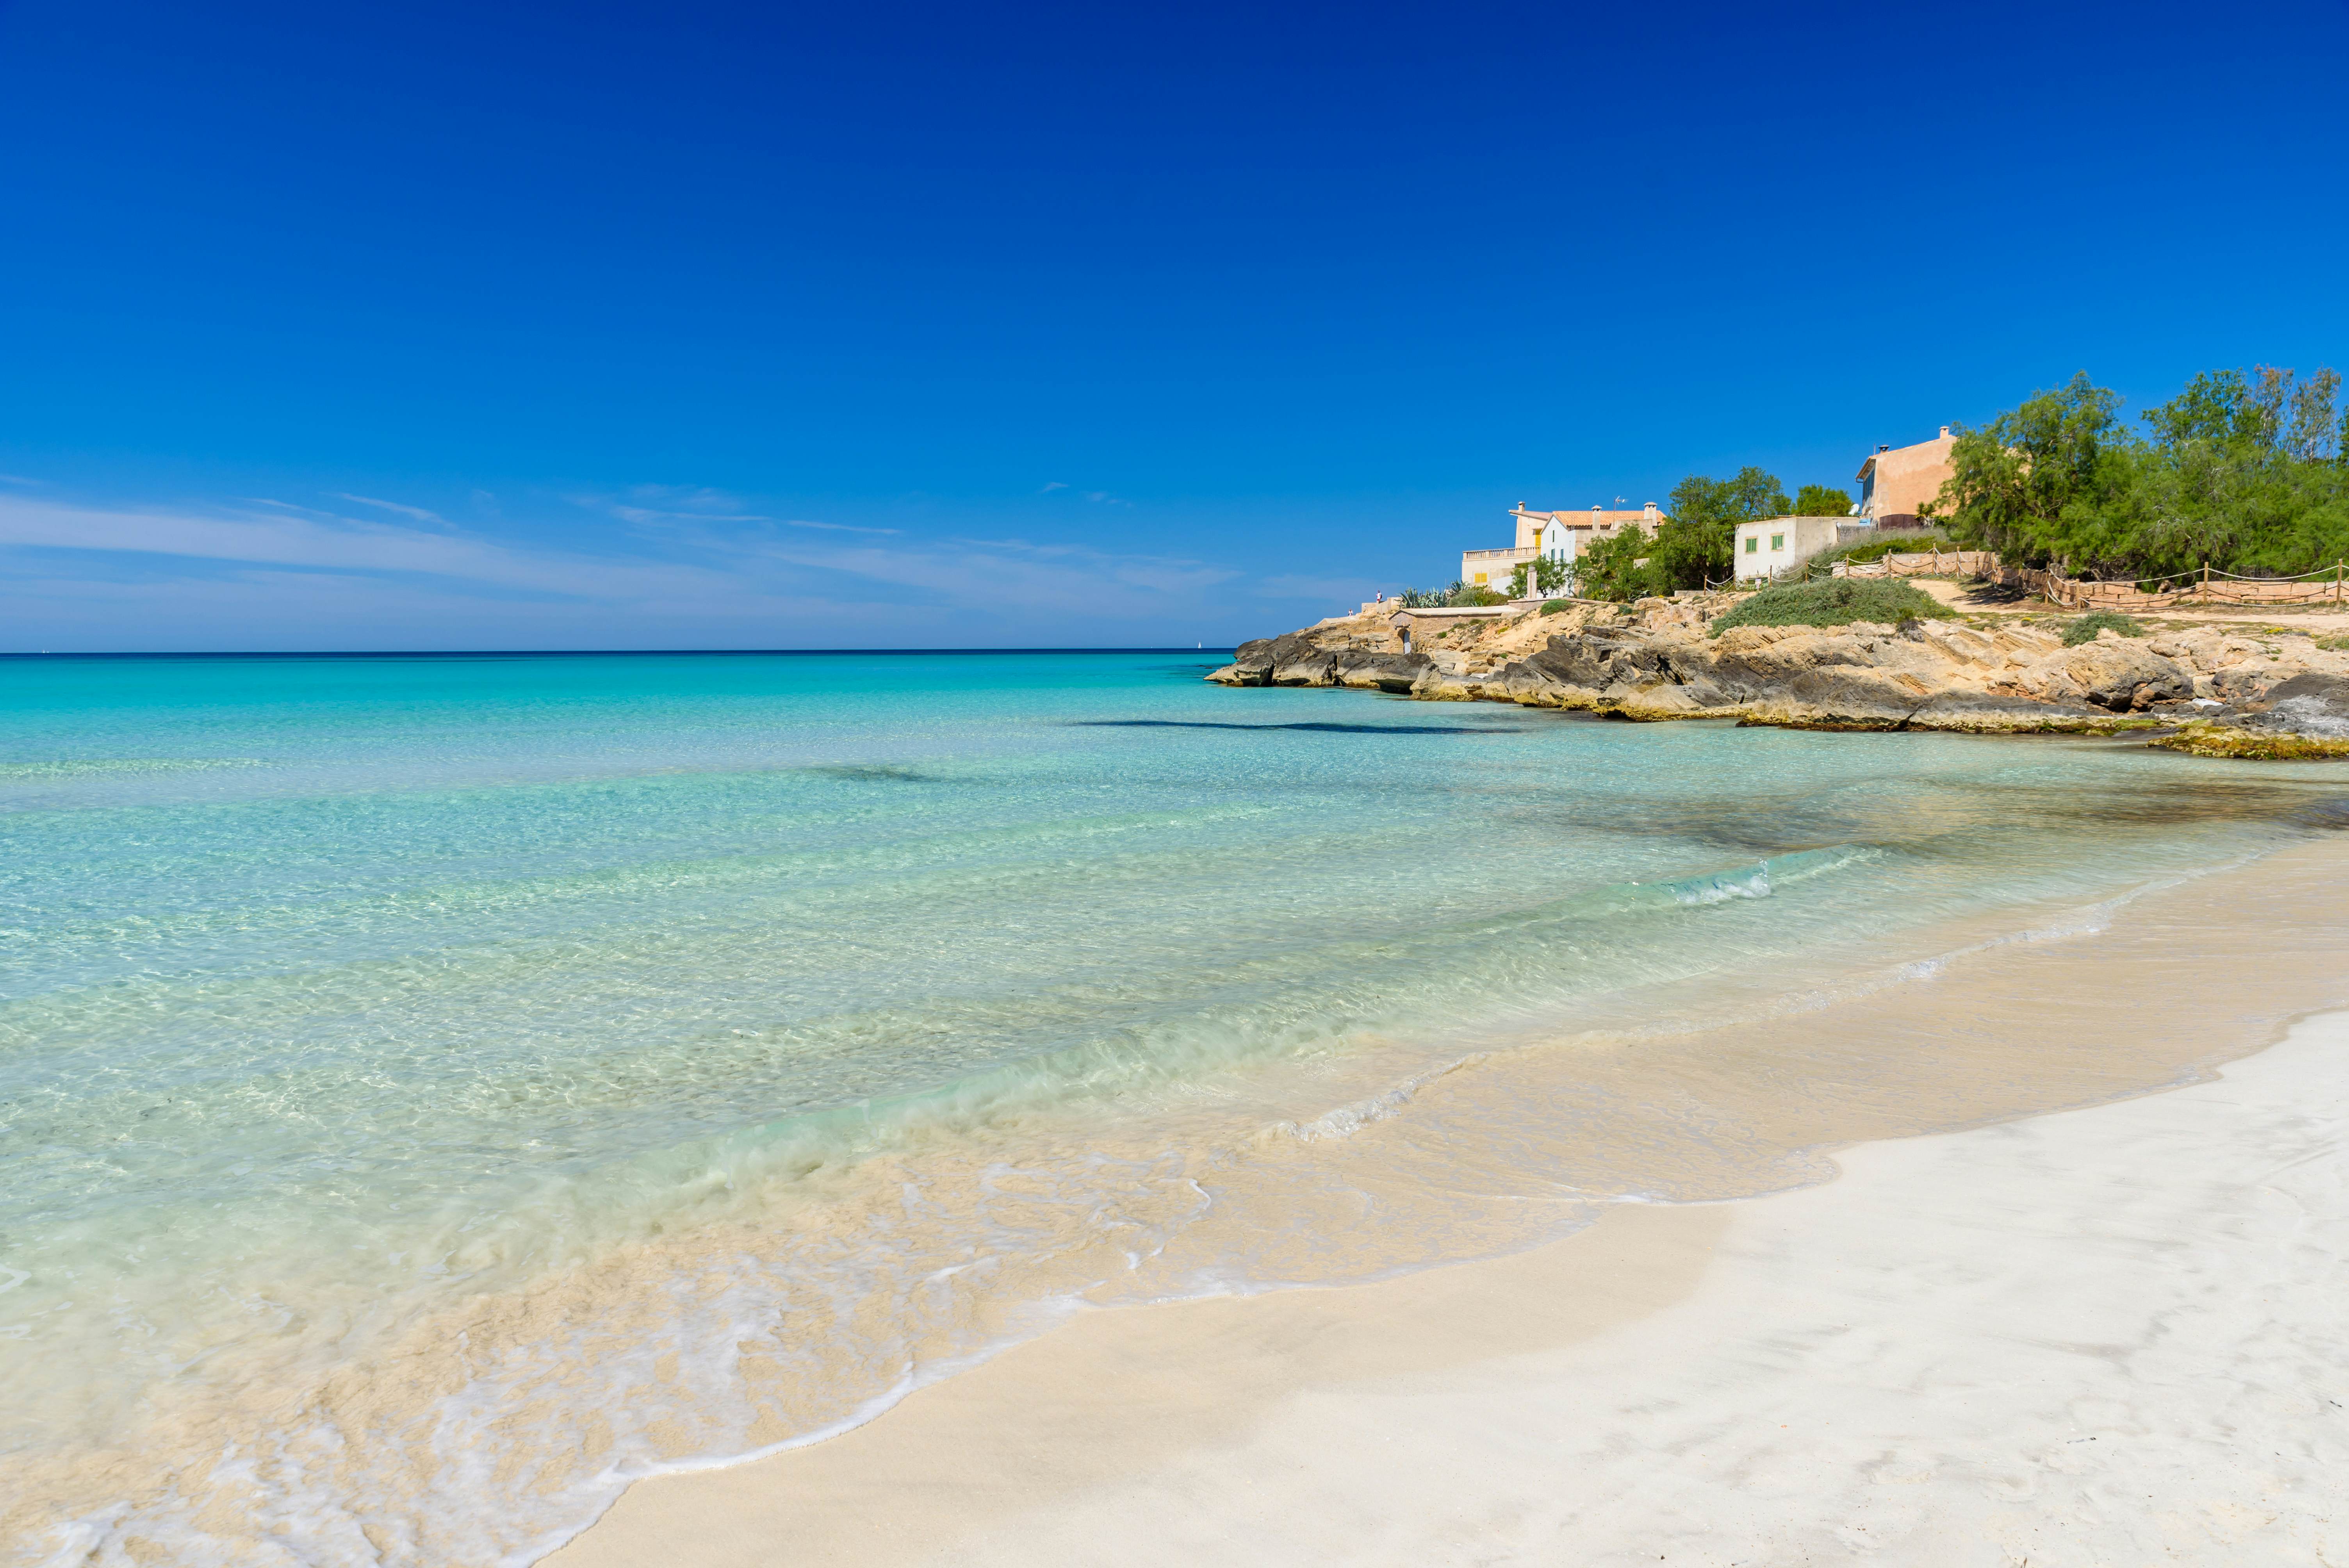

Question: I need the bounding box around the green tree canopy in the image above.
[1939,372,2131,568]
[1941,367,2349,579]
[1644,467,1790,590]
[1792,484,1852,516]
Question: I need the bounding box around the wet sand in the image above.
[550,836,2349,1567]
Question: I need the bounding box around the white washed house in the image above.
[1460,501,1661,597]
[1733,516,1875,581]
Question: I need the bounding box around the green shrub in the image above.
[1709,578,1955,636]
[1576,526,1661,602]
[1540,598,1571,615]
[1794,532,1952,578]
[1839,533,1950,565]
[1508,556,1570,598]
[2315,634,2349,652]
[2061,609,2147,645]
[1397,582,1508,608]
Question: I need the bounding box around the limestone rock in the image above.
[1331,650,1431,693]
[2037,643,2193,711]
[1208,590,2349,756]
[1267,633,1337,686]
[1207,638,1278,686]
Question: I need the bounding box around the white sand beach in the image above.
[556,1007,2349,1566]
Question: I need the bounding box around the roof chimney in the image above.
[1877,444,1891,453]
[1939,425,1952,438]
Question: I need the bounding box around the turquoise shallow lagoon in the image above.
[4,651,2346,1564]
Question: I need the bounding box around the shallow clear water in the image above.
[4,651,2345,1564]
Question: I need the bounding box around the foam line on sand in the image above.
[551,1005,2349,1566]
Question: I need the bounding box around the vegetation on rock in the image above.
[2062,609,2148,645]
[1707,577,1955,635]
[1397,582,1508,608]
[2148,723,2349,761]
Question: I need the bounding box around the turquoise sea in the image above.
[4,650,2345,1565]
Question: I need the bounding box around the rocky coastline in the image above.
[1207,592,2349,759]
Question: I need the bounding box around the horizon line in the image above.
[0,647,1240,660]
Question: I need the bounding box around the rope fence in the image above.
[1832,552,2349,609]
[1827,548,1997,582]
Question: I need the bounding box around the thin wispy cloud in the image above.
[606,502,772,526]
[0,485,1251,648]
[592,492,900,535]
[337,493,445,524]
[1037,480,1128,506]
[626,483,745,510]
[0,495,733,601]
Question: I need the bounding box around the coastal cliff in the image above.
[1208,594,2349,758]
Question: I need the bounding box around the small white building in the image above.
[1732,516,1852,580]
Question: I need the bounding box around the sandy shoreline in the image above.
[552,837,2349,1568]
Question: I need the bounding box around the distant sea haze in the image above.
[4,651,2343,1563]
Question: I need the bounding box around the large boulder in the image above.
[1207,638,1278,686]
[1331,650,1431,693]
[1210,636,1427,692]
[1490,632,1744,716]
[2053,641,2193,711]
[1266,633,1337,686]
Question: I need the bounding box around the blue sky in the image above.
[2,0,2345,650]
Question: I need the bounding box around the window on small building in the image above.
[1744,536,1757,554]
[1472,572,1487,585]
[1770,534,1785,551]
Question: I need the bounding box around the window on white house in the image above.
[1744,536,1757,554]
[1770,534,1785,551]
